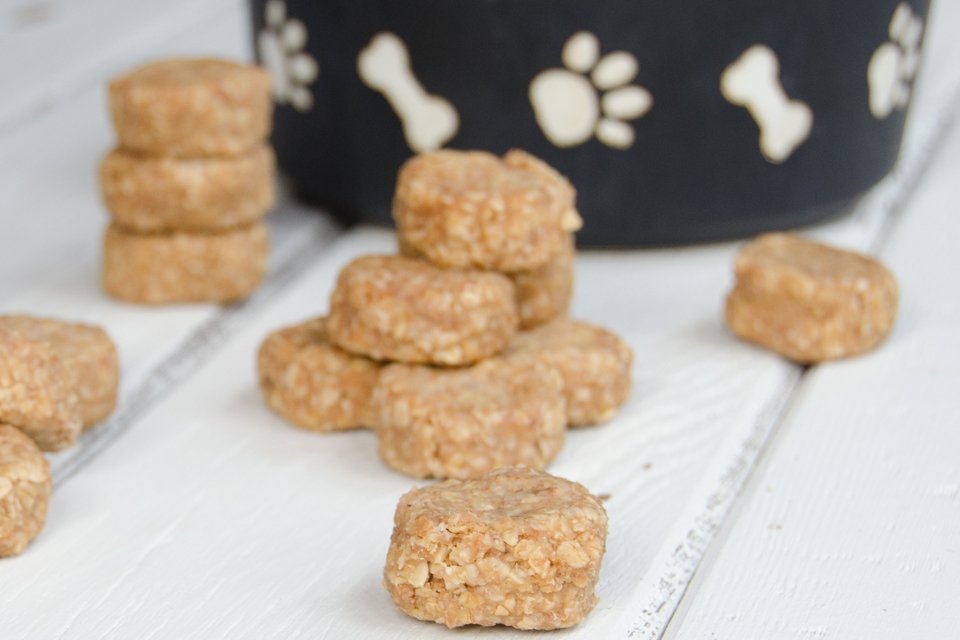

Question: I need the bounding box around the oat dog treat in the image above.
[399,230,574,330]
[100,146,276,232]
[102,223,268,304]
[507,318,633,426]
[394,149,583,272]
[0,425,52,557]
[512,233,575,329]
[109,58,271,157]
[384,466,607,629]
[1,327,81,451]
[327,255,518,366]
[0,316,119,430]
[725,233,899,363]
[372,358,565,479]
[257,317,380,431]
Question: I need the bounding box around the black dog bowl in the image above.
[251,0,929,245]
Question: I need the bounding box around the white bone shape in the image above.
[357,32,459,153]
[721,45,813,164]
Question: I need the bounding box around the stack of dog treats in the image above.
[0,315,119,557]
[257,149,634,480]
[100,59,275,304]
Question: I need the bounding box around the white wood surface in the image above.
[0,1,958,638]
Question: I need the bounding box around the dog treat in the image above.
[102,223,268,304]
[100,145,275,232]
[506,318,633,426]
[108,58,271,157]
[327,255,518,366]
[725,233,899,363]
[0,425,53,557]
[394,149,583,272]
[384,466,607,629]
[372,358,565,479]
[399,231,575,331]
[257,316,380,431]
[0,316,118,430]
[512,233,575,329]
[0,327,81,452]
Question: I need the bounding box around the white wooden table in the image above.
[1,2,958,638]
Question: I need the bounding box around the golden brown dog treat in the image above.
[108,58,271,157]
[0,328,81,452]
[384,466,607,629]
[372,358,565,480]
[401,232,576,331]
[394,149,583,272]
[102,223,268,305]
[512,233,575,329]
[0,425,53,557]
[257,317,380,431]
[506,318,633,427]
[100,146,276,232]
[0,316,119,430]
[327,255,518,366]
[725,233,899,363]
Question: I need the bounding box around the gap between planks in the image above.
[50,218,342,485]
[623,73,960,640]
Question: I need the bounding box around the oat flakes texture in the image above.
[326,255,518,366]
[257,316,380,431]
[394,149,582,272]
[102,223,269,304]
[372,358,565,480]
[100,145,276,232]
[0,425,52,557]
[725,233,899,362]
[108,58,272,157]
[384,466,607,629]
[506,318,633,426]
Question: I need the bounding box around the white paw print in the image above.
[868,2,923,120]
[529,32,653,150]
[258,0,319,112]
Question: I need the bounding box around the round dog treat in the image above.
[725,233,899,363]
[506,318,633,426]
[401,233,576,331]
[372,358,565,479]
[0,316,119,430]
[0,425,53,557]
[100,145,276,232]
[384,466,608,629]
[394,149,583,272]
[326,255,518,366]
[0,327,81,452]
[108,58,271,157]
[102,223,268,305]
[257,316,380,431]
[512,233,575,329]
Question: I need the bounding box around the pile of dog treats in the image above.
[257,149,635,480]
[100,59,275,304]
[0,315,119,556]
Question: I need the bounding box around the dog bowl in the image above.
[251,0,930,245]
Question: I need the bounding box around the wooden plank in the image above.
[0,226,796,639]
[663,103,960,640]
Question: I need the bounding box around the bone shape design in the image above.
[358,32,459,153]
[721,45,813,164]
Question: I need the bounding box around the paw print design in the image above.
[868,3,924,120]
[529,32,653,150]
[257,0,319,112]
